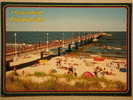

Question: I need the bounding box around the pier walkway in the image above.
[5,32,111,70]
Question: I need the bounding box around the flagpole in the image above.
[14,33,17,61]
[72,32,74,44]
[62,32,64,47]
[46,32,49,52]
[78,32,80,42]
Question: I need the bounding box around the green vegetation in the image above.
[34,72,46,77]
[11,71,19,76]
[6,71,127,91]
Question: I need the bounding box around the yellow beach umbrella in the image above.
[39,59,48,64]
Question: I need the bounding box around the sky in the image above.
[6,7,127,31]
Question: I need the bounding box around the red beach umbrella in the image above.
[93,56,105,61]
[82,72,95,78]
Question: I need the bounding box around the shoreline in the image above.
[64,43,126,59]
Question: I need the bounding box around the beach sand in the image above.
[7,53,127,83]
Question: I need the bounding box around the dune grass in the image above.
[6,71,126,91]
[34,72,46,77]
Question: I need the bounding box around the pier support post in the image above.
[75,42,79,49]
[68,44,72,51]
[57,47,61,56]
[85,39,90,44]
[82,40,85,45]
[84,40,87,45]
[86,39,90,44]
[87,38,92,43]
[41,52,43,59]
[90,38,93,43]
[6,61,11,71]
[80,40,83,45]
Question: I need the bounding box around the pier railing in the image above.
[6,32,111,61]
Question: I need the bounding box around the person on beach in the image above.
[67,66,77,76]
[13,66,16,72]
[73,67,77,77]
[100,68,106,77]
[116,63,120,69]
[124,63,127,68]
[94,66,98,77]
[56,59,61,68]
[94,66,102,77]
[109,62,115,71]
[22,70,25,76]
[68,66,73,74]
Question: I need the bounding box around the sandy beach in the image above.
[6,42,127,91]
[7,52,127,83]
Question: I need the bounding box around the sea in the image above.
[6,31,127,58]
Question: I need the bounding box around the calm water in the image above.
[6,31,127,57]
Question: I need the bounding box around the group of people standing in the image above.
[56,58,77,76]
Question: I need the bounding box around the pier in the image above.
[5,32,111,70]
